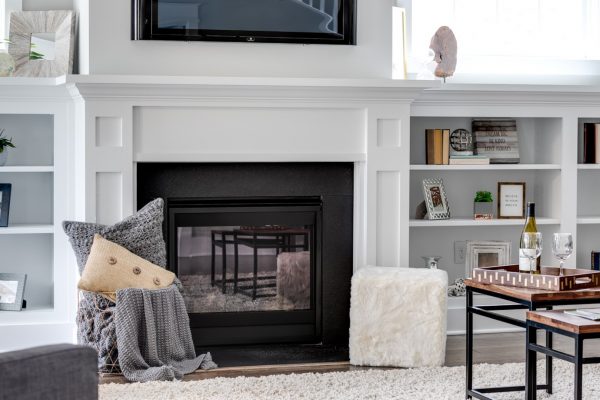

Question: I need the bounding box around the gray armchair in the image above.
[0,344,98,400]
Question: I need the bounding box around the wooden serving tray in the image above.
[472,265,600,291]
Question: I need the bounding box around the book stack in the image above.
[425,128,450,165]
[593,251,600,271]
[583,122,600,164]
[472,119,520,164]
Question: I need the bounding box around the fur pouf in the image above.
[349,267,447,368]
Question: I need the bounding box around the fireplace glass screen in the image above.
[169,198,320,315]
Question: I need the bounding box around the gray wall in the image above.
[22,0,73,10]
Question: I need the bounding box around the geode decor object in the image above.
[430,26,457,79]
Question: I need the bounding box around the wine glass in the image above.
[552,233,573,276]
[520,232,543,273]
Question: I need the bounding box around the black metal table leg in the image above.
[526,323,537,400]
[233,232,239,293]
[546,329,553,394]
[575,336,583,400]
[466,287,473,399]
[211,231,216,286]
[252,232,258,300]
[221,234,227,294]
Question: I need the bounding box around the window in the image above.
[1,1,21,52]
[405,0,600,77]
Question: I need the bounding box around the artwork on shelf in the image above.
[465,241,511,278]
[472,119,520,164]
[0,273,27,311]
[8,10,76,77]
[429,26,457,81]
[497,182,526,219]
[422,178,451,220]
[0,183,11,227]
[449,128,474,157]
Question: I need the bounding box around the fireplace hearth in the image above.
[137,163,353,361]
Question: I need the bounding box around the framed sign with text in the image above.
[497,182,526,219]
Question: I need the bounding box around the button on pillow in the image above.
[78,234,176,301]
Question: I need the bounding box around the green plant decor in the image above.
[0,129,16,153]
[474,191,493,203]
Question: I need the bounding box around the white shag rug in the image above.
[100,360,600,400]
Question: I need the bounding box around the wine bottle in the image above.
[519,202,540,273]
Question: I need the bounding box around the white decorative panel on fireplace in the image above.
[133,106,366,158]
[375,171,402,267]
[95,117,123,147]
[96,172,123,225]
[377,119,401,147]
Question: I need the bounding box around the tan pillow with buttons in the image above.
[78,234,175,301]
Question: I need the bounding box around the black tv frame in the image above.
[132,0,356,45]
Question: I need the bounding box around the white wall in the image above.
[22,0,72,10]
[76,0,393,78]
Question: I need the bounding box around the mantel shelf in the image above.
[0,166,54,173]
[410,164,561,171]
[0,224,54,234]
[409,217,560,227]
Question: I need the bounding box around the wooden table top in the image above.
[527,310,600,334]
[466,279,600,302]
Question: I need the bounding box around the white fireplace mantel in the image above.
[66,75,438,271]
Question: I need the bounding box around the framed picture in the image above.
[465,241,512,278]
[0,273,26,311]
[8,10,76,77]
[497,182,525,219]
[422,178,451,220]
[0,183,11,227]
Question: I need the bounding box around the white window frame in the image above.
[1,0,22,52]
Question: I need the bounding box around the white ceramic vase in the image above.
[0,151,7,166]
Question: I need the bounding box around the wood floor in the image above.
[101,332,600,384]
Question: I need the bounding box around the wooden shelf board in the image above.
[0,306,56,325]
[0,224,54,234]
[409,217,560,227]
[410,164,561,171]
[0,166,54,173]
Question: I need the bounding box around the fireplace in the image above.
[137,162,354,358]
[168,197,322,345]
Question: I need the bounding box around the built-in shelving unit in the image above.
[409,217,561,228]
[0,82,74,352]
[410,164,561,171]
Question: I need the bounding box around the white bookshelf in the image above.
[0,84,75,351]
[409,217,561,228]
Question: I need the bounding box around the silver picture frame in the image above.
[422,178,450,220]
[8,10,76,77]
[0,273,26,311]
[465,240,512,278]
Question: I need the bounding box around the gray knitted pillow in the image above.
[63,198,167,275]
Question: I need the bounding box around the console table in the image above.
[465,279,600,400]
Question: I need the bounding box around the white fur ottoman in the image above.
[349,266,448,367]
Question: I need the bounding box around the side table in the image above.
[465,279,600,400]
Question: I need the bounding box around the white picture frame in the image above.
[465,240,511,278]
[422,178,451,220]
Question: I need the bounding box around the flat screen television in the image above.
[132,0,356,44]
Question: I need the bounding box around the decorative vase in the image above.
[474,202,493,220]
[0,53,15,77]
[422,256,442,269]
[0,151,7,166]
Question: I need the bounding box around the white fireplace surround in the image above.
[67,76,438,272]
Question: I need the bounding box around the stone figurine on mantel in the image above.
[430,26,457,82]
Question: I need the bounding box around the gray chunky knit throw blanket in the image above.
[115,285,217,382]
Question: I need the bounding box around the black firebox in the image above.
[137,163,353,355]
